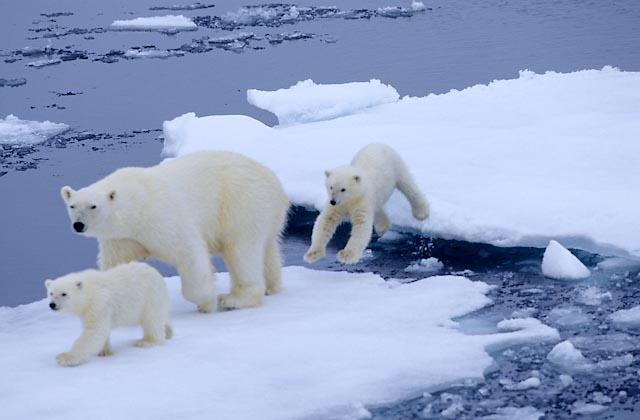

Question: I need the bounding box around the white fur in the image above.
[304,143,429,264]
[45,262,172,367]
[60,151,289,313]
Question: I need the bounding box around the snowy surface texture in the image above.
[162,68,640,258]
[110,15,197,31]
[247,79,399,125]
[0,114,69,145]
[0,267,559,420]
[542,240,590,280]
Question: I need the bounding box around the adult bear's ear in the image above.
[108,190,116,201]
[60,186,74,202]
[354,175,361,183]
[76,281,83,290]
[324,170,331,177]
[44,279,52,289]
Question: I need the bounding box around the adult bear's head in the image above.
[60,168,145,238]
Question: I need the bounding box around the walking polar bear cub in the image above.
[304,143,429,264]
[61,151,289,313]
[46,262,172,367]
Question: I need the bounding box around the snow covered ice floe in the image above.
[542,240,590,280]
[0,114,69,145]
[481,406,544,420]
[247,79,399,125]
[162,67,640,258]
[110,15,197,32]
[0,267,560,420]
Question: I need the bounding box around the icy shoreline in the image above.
[163,67,640,258]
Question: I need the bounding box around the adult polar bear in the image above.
[61,151,289,313]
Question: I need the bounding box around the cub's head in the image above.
[45,274,86,314]
[324,166,365,207]
[60,185,116,237]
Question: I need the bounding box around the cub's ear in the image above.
[354,175,361,183]
[108,190,116,201]
[44,279,53,288]
[60,186,74,202]
[76,281,83,290]
[324,170,331,178]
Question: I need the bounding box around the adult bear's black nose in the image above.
[330,200,336,206]
[73,222,85,232]
[49,302,57,310]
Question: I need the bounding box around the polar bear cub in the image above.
[46,262,172,367]
[304,143,429,264]
[60,151,289,313]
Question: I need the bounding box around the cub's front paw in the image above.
[197,301,216,314]
[56,352,86,367]
[303,247,325,264]
[337,248,361,265]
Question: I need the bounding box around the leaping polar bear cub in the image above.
[304,143,429,264]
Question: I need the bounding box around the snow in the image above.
[404,257,444,274]
[0,267,559,420]
[609,305,640,328]
[0,114,69,145]
[110,15,197,32]
[546,340,593,373]
[162,68,640,258]
[247,79,399,125]
[542,240,590,280]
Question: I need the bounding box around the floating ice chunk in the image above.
[571,333,637,353]
[559,374,573,388]
[439,393,464,418]
[547,306,592,328]
[481,406,544,420]
[376,7,414,18]
[247,79,399,125]
[124,48,184,59]
[590,392,612,405]
[596,353,634,369]
[481,318,560,351]
[411,1,426,11]
[596,257,640,270]
[609,305,640,328]
[149,2,215,11]
[542,240,590,280]
[404,257,444,274]
[499,377,541,391]
[546,340,593,372]
[0,78,27,87]
[576,286,612,306]
[26,58,61,68]
[0,114,69,145]
[223,6,279,26]
[110,15,197,32]
[571,402,607,415]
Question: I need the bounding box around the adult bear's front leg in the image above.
[176,243,217,313]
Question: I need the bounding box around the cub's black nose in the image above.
[330,200,336,206]
[49,302,57,310]
[73,222,85,232]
